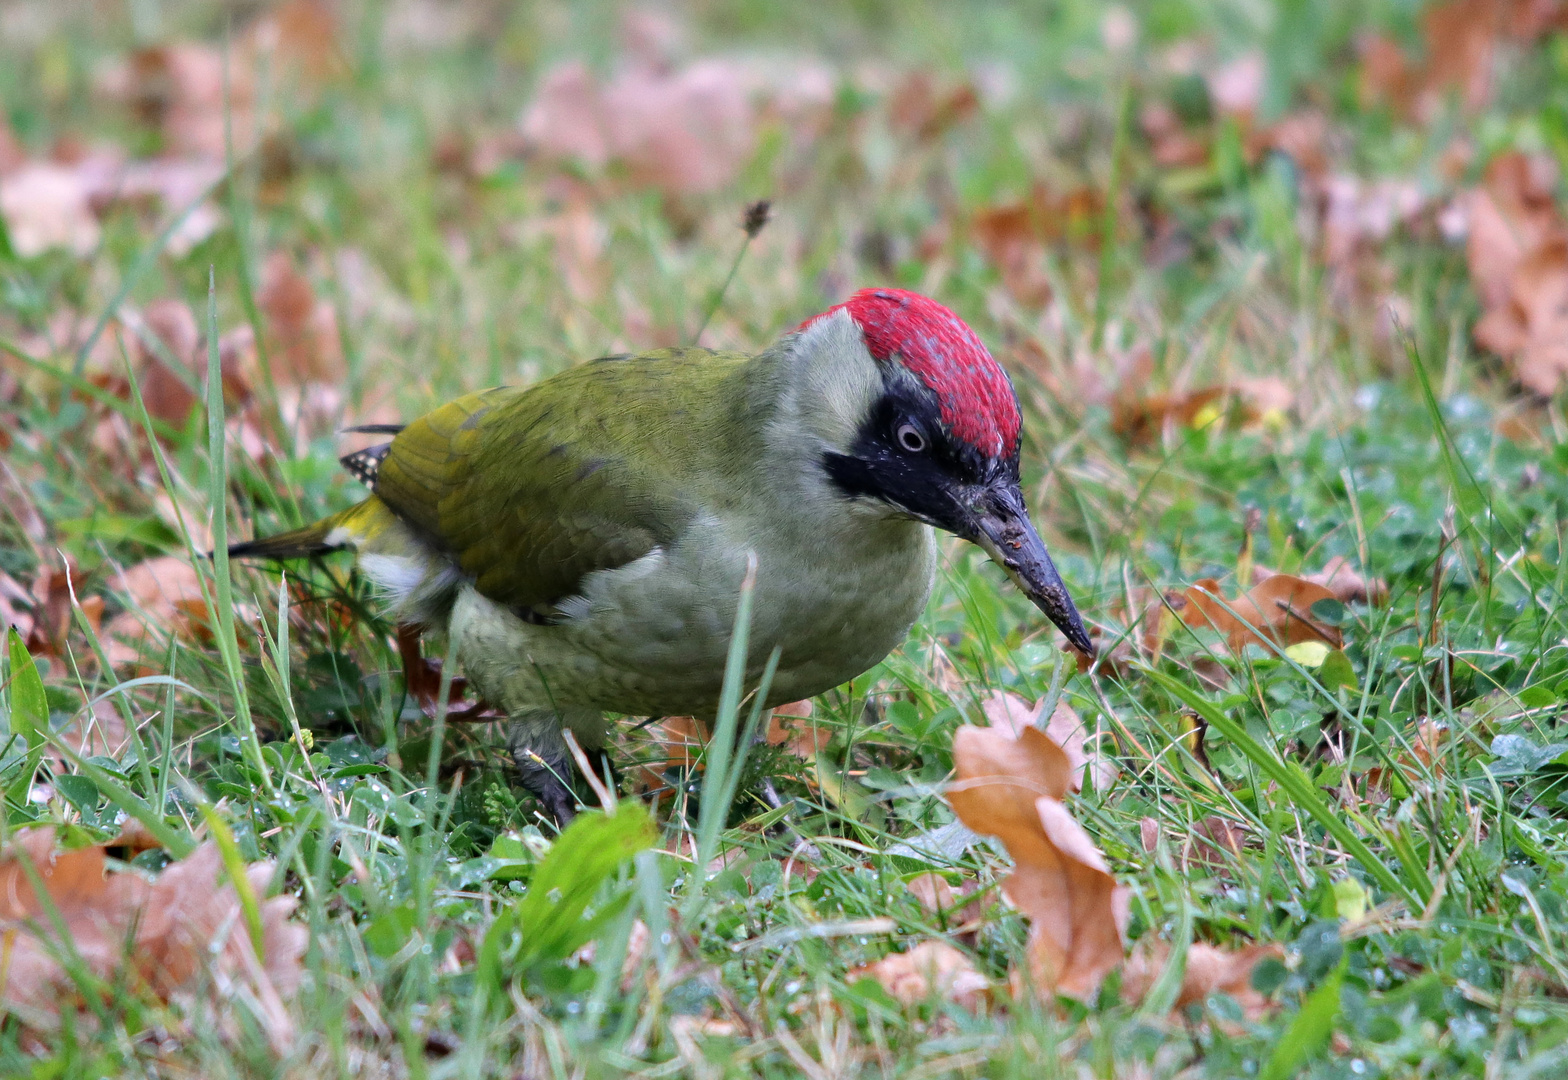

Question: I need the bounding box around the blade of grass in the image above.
[3,628,47,809]
[687,553,760,909]
[1260,957,1346,1080]
[1135,888,1193,1021]
[194,797,267,956]
[1143,666,1420,908]
[202,268,274,800]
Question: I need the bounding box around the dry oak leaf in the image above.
[906,871,956,915]
[1111,378,1292,446]
[21,560,100,660]
[905,872,986,930]
[887,73,980,141]
[1140,101,1209,169]
[1306,555,1389,607]
[851,940,989,1011]
[1171,574,1342,654]
[519,55,831,199]
[0,162,101,257]
[1121,939,1282,1020]
[980,690,1117,792]
[947,722,1128,1000]
[103,556,217,666]
[765,699,833,760]
[632,714,708,796]
[1183,816,1251,875]
[258,251,345,386]
[1359,0,1568,121]
[1365,720,1448,797]
[0,829,306,1050]
[971,185,1105,309]
[1462,151,1568,394]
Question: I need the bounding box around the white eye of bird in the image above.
[896,423,927,453]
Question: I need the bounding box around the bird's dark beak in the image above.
[968,484,1094,656]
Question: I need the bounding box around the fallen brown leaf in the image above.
[1359,0,1568,120]
[1122,939,1281,1019]
[947,722,1128,1000]
[103,556,218,666]
[850,940,989,1010]
[0,829,306,1050]
[980,690,1116,792]
[763,700,833,760]
[257,252,345,386]
[1305,556,1389,607]
[1170,573,1342,654]
[631,715,707,798]
[1183,816,1251,874]
[887,73,980,141]
[1462,151,1568,394]
[1321,174,1427,270]
[971,185,1105,308]
[1365,720,1448,797]
[1140,100,1209,169]
[906,872,955,914]
[100,4,340,161]
[1112,378,1292,445]
[519,54,832,199]
[1139,817,1160,853]
[22,560,84,659]
[0,162,101,257]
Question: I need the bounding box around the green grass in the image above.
[3,0,1568,1076]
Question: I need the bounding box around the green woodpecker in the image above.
[231,288,1093,821]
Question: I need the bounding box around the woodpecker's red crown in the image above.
[802,288,1020,460]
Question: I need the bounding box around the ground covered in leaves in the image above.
[2,1,1568,1076]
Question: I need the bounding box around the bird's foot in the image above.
[513,747,580,827]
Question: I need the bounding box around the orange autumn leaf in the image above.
[1365,720,1448,796]
[0,162,101,257]
[518,53,832,199]
[971,184,1105,308]
[1171,573,1342,654]
[1304,555,1389,607]
[765,699,832,759]
[946,722,1128,1000]
[887,73,980,141]
[103,556,223,667]
[1359,0,1568,121]
[1111,378,1292,446]
[0,829,306,1050]
[1463,151,1568,395]
[1122,939,1282,1019]
[21,560,95,660]
[980,690,1117,793]
[850,940,989,1011]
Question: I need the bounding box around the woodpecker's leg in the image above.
[506,707,609,826]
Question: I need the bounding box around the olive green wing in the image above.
[371,378,698,615]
